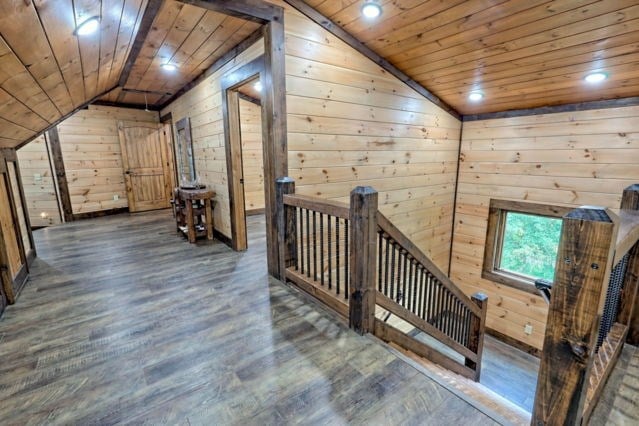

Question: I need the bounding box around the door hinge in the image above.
[0,265,8,273]
[239,178,244,184]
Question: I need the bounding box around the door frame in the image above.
[221,56,269,252]
[192,0,288,275]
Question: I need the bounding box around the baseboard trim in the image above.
[486,327,541,358]
[73,207,130,220]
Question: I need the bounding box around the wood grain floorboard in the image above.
[0,211,501,425]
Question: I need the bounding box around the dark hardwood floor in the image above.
[0,211,501,425]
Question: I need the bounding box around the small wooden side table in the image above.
[174,187,216,243]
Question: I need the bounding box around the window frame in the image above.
[482,199,571,294]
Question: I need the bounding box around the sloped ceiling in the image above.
[101,0,261,106]
[0,0,259,149]
[303,0,639,115]
[0,0,149,148]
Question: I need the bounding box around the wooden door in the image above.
[0,172,25,303]
[118,121,172,212]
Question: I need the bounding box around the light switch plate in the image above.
[524,324,533,335]
[113,195,119,201]
[34,173,42,181]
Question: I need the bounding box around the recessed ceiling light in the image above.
[161,63,178,72]
[584,72,608,84]
[468,91,484,102]
[74,16,100,36]
[253,81,263,91]
[362,2,382,19]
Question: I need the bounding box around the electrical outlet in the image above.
[524,324,533,335]
[113,195,119,201]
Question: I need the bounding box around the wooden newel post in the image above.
[532,207,618,426]
[617,184,639,344]
[466,292,488,381]
[275,177,296,281]
[349,186,378,334]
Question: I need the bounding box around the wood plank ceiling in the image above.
[101,0,261,106]
[304,0,639,115]
[0,0,259,149]
[0,0,149,148]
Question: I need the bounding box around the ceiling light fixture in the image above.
[362,1,382,19]
[74,16,100,36]
[584,72,608,84]
[468,91,484,102]
[161,63,178,72]
[253,81,263,92]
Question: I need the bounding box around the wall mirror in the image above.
[175,117,196,185]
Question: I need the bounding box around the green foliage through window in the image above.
[499,212,562,282]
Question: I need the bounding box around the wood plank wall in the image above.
[162,2,461,266]
[16,135,62,227]
[56,105,159,214]
[239,98,265,212]
[451,105,639,349]
[161,41,265,238]
[281,2,461,269]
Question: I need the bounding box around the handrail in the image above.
[614,209,639,265]
[283,194,349,219]
[377,212,481,316]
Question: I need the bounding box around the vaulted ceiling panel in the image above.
[0,0,148,148]
[304,0,639,114]
[108,0,261,106]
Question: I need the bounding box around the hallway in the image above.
[0,211,500,424]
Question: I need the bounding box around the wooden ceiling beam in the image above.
[283,0,461,120]
[178,0,283,24]
[118,0,164,89]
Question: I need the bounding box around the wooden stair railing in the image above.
[533,184,639,426]
[276,178,488,382]
[375,211,487,381]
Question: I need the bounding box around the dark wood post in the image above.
[617,184,639,344]
[532,207,618,426]
[465,292,488,381]
[276,177,296,281]
[46,127,74,222]
[349,186,378,334]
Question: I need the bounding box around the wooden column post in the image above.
[276,177,296,281]
[532,207,618,426]
[466,292,488,381]
[617,184,639,344]
[46,127,73,222]
[349,186,378,334]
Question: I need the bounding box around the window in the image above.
[482,200,571,294]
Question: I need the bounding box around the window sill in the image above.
[481,269,540,295]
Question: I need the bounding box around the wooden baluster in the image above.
[336,217,340,295]
[617,184,639,344]
[402,254,409,307]
[312,211,317,282]
[275,177,296,280]
[345,219,349,299]
[419,268,426,319]
[389,242,396,301]
[320,213,324,286]
[533,207,617,424]
[466,293,488,382]
[384,237,390,296]
[349,186,378,334]
[377,231,383,292]
[299,208,304,275]
[328,215,332,290]
[305,209,311,278]
[412,261,418,313]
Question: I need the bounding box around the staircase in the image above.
[276,178,488,381]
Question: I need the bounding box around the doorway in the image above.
[118,121,173,212]
[221,56,269,252]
